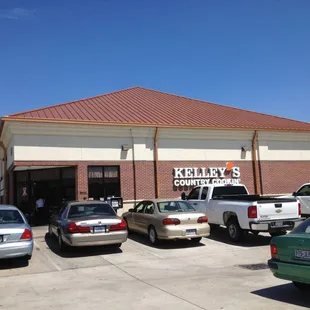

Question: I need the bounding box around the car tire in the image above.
[191,237,202,243]
[270,230,287,237]
[114,243,122,248]
[293,281,310,291]
[148,226,158,246]
[227,217,244,242]
[58,231,67,252]
[48,224,53,237]
[25,254,32,261]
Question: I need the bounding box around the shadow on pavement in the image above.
[208,226,271,247]
[252,283,310,308]
[128,232,205,249]
[0,257,29,269]
[44,233,123,258]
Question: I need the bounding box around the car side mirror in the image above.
[129,208,134,213]
[293,192,297,197]
[181,192,187,200]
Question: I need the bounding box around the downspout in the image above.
[252,131,260,195]
[154,128,159,198]
[130,129,137,203]
[0,141,7,204]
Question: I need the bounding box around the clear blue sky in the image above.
[1,0,310,122]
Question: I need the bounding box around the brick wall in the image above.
[158,161,255,198]
[260,161,310,194]
[13,160,310,201]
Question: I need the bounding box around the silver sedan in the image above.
[0,205,33,261]
[49,200,128,252]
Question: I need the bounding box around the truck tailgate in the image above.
[258,200,298,220]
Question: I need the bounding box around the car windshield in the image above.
[291,218,310,234]
[0,210,24,224]
[68,203,115,218]
[157,201,196,213]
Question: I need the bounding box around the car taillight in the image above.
[197,216,208,223]
[248,206,257,218]
[20,229,32,241]
[163,218,181,225]
[110,219,127,231]
[298,202,301,216]
[68,222,90,234]
[270,244,278,259]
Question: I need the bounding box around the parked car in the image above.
[122,199,210,245]
[48,200,128,252]
[268,217,310,291]
[279,183,310,217]
[0,205,33,261]
[182,184,302,242]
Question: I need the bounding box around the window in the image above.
[134,202,146,213]
[201,187,209,200]
[88,166,121,199]
[0,210,24,224]
[187,187,200,200]
[212,186,248,198]
[157,201,196,213]
[291,218,310,234]
[297,185,310,196]
[144,202,155,214]
[68,203,115,219]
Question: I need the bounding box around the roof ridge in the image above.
[4,86,140,118]
[137,87,310,126]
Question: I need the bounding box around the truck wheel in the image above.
[227,218,244,242]
[270,230,287,237]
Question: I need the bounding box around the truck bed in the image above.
[212,194,297,204]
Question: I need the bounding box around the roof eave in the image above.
[2,116,310,133]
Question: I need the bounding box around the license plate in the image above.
[186,229,197,236]
[0,235,3,243]
[271,221,283,228]
[295,249,310,261]
[93,226,106,233]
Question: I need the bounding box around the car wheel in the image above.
[270,230,287,237]
[58,231,67,252]
[148,226,158,246]
[48,224,53,237]
[293,282,310,291]
[191,237,202,243]
[25,254,32,261]
[227,218,244,242]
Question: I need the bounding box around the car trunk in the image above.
[165,212,204,225]
[0,224,27,244]
[275,234,310,266]
[70,215,121,233]
[258,200,299,221]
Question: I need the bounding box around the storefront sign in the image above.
[173,163,241,187]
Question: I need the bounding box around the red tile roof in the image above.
[2,86,310,131]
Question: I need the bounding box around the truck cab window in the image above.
[187,187,200,200]
[297,185,310,196]
[201,187,209,200]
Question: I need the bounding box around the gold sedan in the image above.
[122,199,210,245]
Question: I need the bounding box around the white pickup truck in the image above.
[181,184,301,242]
[280,183,310,217]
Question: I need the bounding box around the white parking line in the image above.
[34,240,62,271]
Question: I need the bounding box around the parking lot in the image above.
[0,226,309,310]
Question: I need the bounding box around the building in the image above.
[1,86,310,212]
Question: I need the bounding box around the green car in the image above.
[268,217,310,290]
